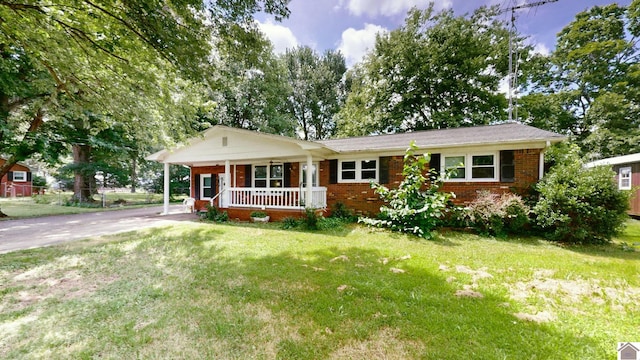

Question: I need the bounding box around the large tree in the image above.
[0,0,289,210]
[283,46,347,140]
[336,5,513,136]
[520,1,640,159]
[209,25,295,136]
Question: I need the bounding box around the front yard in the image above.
[0,220,638,359]
[0,192,168,219]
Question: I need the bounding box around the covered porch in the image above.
[146,126,335,219]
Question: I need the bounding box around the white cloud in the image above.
[338,23,388,67]
[344,0,452,17]
[256,20,299,54]
[532,42,550,56]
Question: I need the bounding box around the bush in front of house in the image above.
[329,201,357,222]
[533,145,629,244]
[203,204,229,222]
[360,141,454,239]
[467,191,530,236]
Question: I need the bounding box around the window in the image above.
[253,164,284,188]
[339,159,377,182]
[500,150,515,182]
[443,153,497,182]
[471,155,495,179]
[619,167,632,190]
[444,156,465,179]
[301,163,318,187]
[269,164,283,188]
[12,171,27,182]
[254,166,267,188]
[201,174,213,199]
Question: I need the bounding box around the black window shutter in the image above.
[379,157,391,184]
[7,172,13,181]
[245,165,252,187]
[27,172,32,181]
[194,174,200,200]
[284,163,292,187]
[500,150,515,182]
[430,154,441,179]
[212,174,217,196]
[329,159,338,184]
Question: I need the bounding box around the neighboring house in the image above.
[586,153,640,217]
[148,123,565,220]
[0,159,33,198]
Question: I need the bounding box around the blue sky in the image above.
[256,0,631,66]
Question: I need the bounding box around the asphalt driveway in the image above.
[0,205,198,254]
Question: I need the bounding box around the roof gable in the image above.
[147,126,329,165]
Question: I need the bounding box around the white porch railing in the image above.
[223,187,327,210]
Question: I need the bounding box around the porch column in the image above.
[306,153,313,208]
[224,160,231,206]
[163,162,170,215]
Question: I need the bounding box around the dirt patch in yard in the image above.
[329,327,424,360]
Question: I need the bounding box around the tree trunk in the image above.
[72,143,94,203]
[131,156,137,193]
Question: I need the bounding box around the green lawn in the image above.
[0,220,638,359]
[0,192,173,219]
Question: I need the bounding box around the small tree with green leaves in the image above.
[533,144,629,244]
[360,141,454,239]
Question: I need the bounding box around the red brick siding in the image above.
[191,149,542,218]
[322,149,542,214]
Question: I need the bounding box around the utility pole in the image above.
[500,0,559,122]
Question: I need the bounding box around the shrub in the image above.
[329,202,357,222]
[303,207,321,230]
[359,141,454,239]
[533,145,629,244]
[250,210,268,218]
[280,217,301,230]
[467,191,530,236]
[203,204,229,222]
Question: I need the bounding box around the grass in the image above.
[0,192,181,219]
[0,220,639,359]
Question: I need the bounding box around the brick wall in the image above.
[321,149,542,215]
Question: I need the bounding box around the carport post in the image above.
[163,162,170,215]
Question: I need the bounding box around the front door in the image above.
[218,173,227,208]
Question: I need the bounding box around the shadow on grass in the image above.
[179,237,602,359]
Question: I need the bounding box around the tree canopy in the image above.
[336,5,513,136]
[0,0,290,176]
[520,0,640,159]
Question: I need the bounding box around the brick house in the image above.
[587,153,640,217]
[0,158,33,197]
[148,123,565,220]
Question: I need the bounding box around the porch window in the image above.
[12,171,27,182]
[201,174,213,199]
[301,163,318,187]
[619,167,632,190]
[270,164,283,188]
[339,159,377,182]
[253,164,284,188]
[443,153,498,182]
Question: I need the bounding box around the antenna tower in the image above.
[499,0,559,122]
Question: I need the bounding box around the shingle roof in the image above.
[317,123,565,152]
